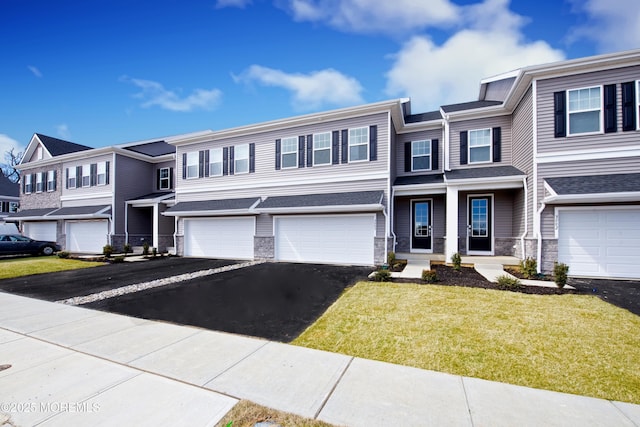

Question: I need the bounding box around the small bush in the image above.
[151,247,157,257]
[496,274,522,289]
[123,244,132,256]
[451,252,462,271]
[373,269,392,282]
[111,255,125,263]
[519,257,538,279]
[421,269,438,283]
[57,251,70,259]
[102,245,113,258]
[387,251,396,265]
[142,241,150,256]
[554,262,570,288]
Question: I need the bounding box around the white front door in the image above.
[183,217,255,259]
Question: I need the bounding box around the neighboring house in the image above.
[0,172,20,220]
[10,49,640,279]
[10,134,176,253]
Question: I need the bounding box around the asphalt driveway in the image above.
[0,258,372,342]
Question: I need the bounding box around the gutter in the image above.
[519,176,528,259]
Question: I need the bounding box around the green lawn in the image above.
[0,257,104,279]
[293,281,640,404]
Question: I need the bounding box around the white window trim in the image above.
[67,168,76,189]
[348,126,369,163]
[235,143,250,174]
[158,167,171,189]
[566,85,603,136]
[47,170,55,192]
[208,148,223,177]
[280,137,298,169]
[9,202,19,213]
[636,80,640,131]
[468,128,492,165]
[35,172,43,193]
[97,162,107,186]
[186,152,199,179]
[313,132,332,166]
[411,140,432,172]
[24,174,32,194]
[82,164,91,187]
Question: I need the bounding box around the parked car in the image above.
[0,234,61,256]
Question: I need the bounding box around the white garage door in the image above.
[558,209,640,279]
[184,217,255,259]
[23,221,57,242]
[275,214,375,265]
[66,220,109,253]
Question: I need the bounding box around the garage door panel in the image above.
[184,217,254,259]
[275,215,375,266]
[558,209,640,279]
[67,221,108,253]
[23,222,57,242]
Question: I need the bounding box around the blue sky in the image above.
[1,0,639,159]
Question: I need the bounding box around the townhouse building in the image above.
[12,48,640,279]
[0,173,19,220]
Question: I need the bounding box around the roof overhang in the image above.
[45,205,112,220]
[163,198,262,217]
[163,208,257,217]
[255,203,384,214]
[544,192,640,204]
[127,193,175,208]
[444,175,525,191]
[393,184,447,197]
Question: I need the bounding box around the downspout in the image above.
[442,111,450,171]
[387,110,397,256]
[124,201,129,245]
[172,215,178,256]
[536,202,545,274]
[110,152,116,246]
[390,187,397,252]
[519,176,528,259]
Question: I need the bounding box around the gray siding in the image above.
[61,153,114,198]
[536,65,640,155]
[449,115,512,169]
[113,155,155,234]
[394,129,443,177]
[483,77,516,102]
[512,86,534,237]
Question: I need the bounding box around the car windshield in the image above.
[9,236,31,242]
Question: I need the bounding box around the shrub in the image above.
[496,274,522,289]
[519,257,538,279]
[451,252,462,271]
[387,251,396,266]
[151,247,157,257]
[554,262,570,288]
[102,245,113,258]
[421,269,438,283]
[123,244,132,256]
[142,241,150,256]
[373,269,391,282]
[111,255,125,263]
[57,251,70,259]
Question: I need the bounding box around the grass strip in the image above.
[0,257,104,280]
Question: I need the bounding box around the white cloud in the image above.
[280,0,459,34]
[121,77,222,112]
[28,65,42,78]
[0,134,25,160]
[56,124,71,139]
[236,65,364,110]
[215,0,252,8]
[385,0,565,111]
[568,0,640,52]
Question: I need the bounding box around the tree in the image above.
[2,148,23,183]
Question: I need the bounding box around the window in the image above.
[82,164,91,187]
[568,86,602,135]
[67,167,76,188]
[36,146,43,160]
[158,167,172,189]
[36,172,43,193]
[9,202,18,213]
[469,129,491,163]
[209,148,223,177]
[24,174,32,194]
[313,133,331,165]
[47,170,56,191]
[637,81,640,130]
[411,140,431,171]
[97,162,107,185]
[280,137,297,169]
[348,127,368,162]
[186,152,199,179]
[235,144,249,174]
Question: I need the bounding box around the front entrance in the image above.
[411,199,432,252]
[468,195,492,253]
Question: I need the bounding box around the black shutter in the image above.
[65,168,69,189]
[431,139,439,170]
[75,166,81,188]
[492,127,501,163]
[306,134,313,167]
[90,163,97,186]
[223,147,229,175]
[604,84,617,133]
[157,169,161,190]
[52,170,57,191]
[332,131,339,164]
[298,136,305,168]
[22,176,26,193]
[369,125,377,161]
[229,146,235,175]
[169,168,173,189]
[275,139,281,170]
[404,142,411,172]
[622,82,636,131]
[249,143,255,173]
[203,150,210,177]
[198,150,205,178]
[460,131,468,165]
[182,153,187,179]
[554,91,566,137]
[105,161,110,185]
[341,129,348,163]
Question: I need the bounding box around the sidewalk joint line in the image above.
[314,356,354,420]
[460,377,476,427]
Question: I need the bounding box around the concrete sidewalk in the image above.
[1,291,638,427]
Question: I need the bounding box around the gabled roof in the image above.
[0,174,19,197]
[35,134,92,156]
[122,140,175,157]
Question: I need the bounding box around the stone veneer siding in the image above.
[254,236,274,259]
